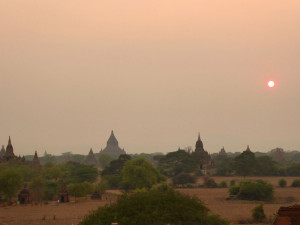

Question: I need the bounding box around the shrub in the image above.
[229,186,240,196]
[252,202,266,222]
[230,180,236,186]
[291,179,300,187]
[172,173,196,185]
[278,178,287,187]
[219,181,227,188]
[204,178,218,188]
[228,180,274,201]
[80,186,229,225]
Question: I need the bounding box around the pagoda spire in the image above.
[198,132,201,141]
[8,136,11,145]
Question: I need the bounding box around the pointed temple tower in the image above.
[245,145,252,152]
[2,136,18,161]
[219,147,227,157]
[195,133,205,153]
[100,131,126,156]
[0,145,5,157]
[4,136,16,160]
[32,151,41,167]
[191,133,213,174]
[84,148,98,165]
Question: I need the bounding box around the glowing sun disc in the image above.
[268,81,275,88]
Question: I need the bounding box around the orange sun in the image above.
[268,80,275,88]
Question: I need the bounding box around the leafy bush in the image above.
[80,186,229,225]
[204,178,218,188]
[219,181,227,188]
[172,173,196,185]
[291,179,300,187]
[229,186,240,196]
[230,179,236,186]
[278,178,287,188]
[229,180,274,201]
[252,202,266,222]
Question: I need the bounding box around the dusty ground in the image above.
[1,177,300,225]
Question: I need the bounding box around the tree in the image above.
[278,178,287,188]
[43,166,62,180]
[0,169,23,203]
[68,183,86,202]
[215,158,234,176]
[286,163,300,176]
[98,153,115,168]
[95,179,109,196]
[101,154,131,189]
[80,185,229,225]
[255,156,279,176]
[68,181,94,202]
[157,150,198,177]
[233,150,256,177]
[29,176,45,202]
[121,158,166,189]
[172,173,196,186]
[43,181,59,201]
[60,161,98,183]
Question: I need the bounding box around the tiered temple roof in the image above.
[219,147,227,156]
[0,145,5,157]
[32,151,41,167]
[100,131,126,156]
[4,136,16,159]
[84,148,98,165]
[192,133,213,173]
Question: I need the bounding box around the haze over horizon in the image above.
[1,1,300,155]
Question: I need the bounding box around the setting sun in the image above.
[268,81,275,88]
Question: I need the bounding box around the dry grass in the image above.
[1,177,300,225]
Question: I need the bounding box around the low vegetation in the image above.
[229,180,274,201]
[252,202,266,222]
[80,184,229,225]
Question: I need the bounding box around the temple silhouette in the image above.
[99,130,126,156]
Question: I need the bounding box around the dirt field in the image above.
[1,177,300,225]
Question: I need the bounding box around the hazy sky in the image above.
[1,1,300,156]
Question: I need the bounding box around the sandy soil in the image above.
[1,177,300,225]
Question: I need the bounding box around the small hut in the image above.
[18,184,31,204]
[57,180,69,203]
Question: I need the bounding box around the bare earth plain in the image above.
[1,177,300,225]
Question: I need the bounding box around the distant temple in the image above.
[0,137,24,163]
[99,131,126,156]
[84,148,98,165]
[4,136,16,160]
[32,151,41,167]
[18,184,31,204]
[245,145,252,152]
[219,147,227,157]
[0,145,5,157]
[191,133,213,174]
[57,180,69,203]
